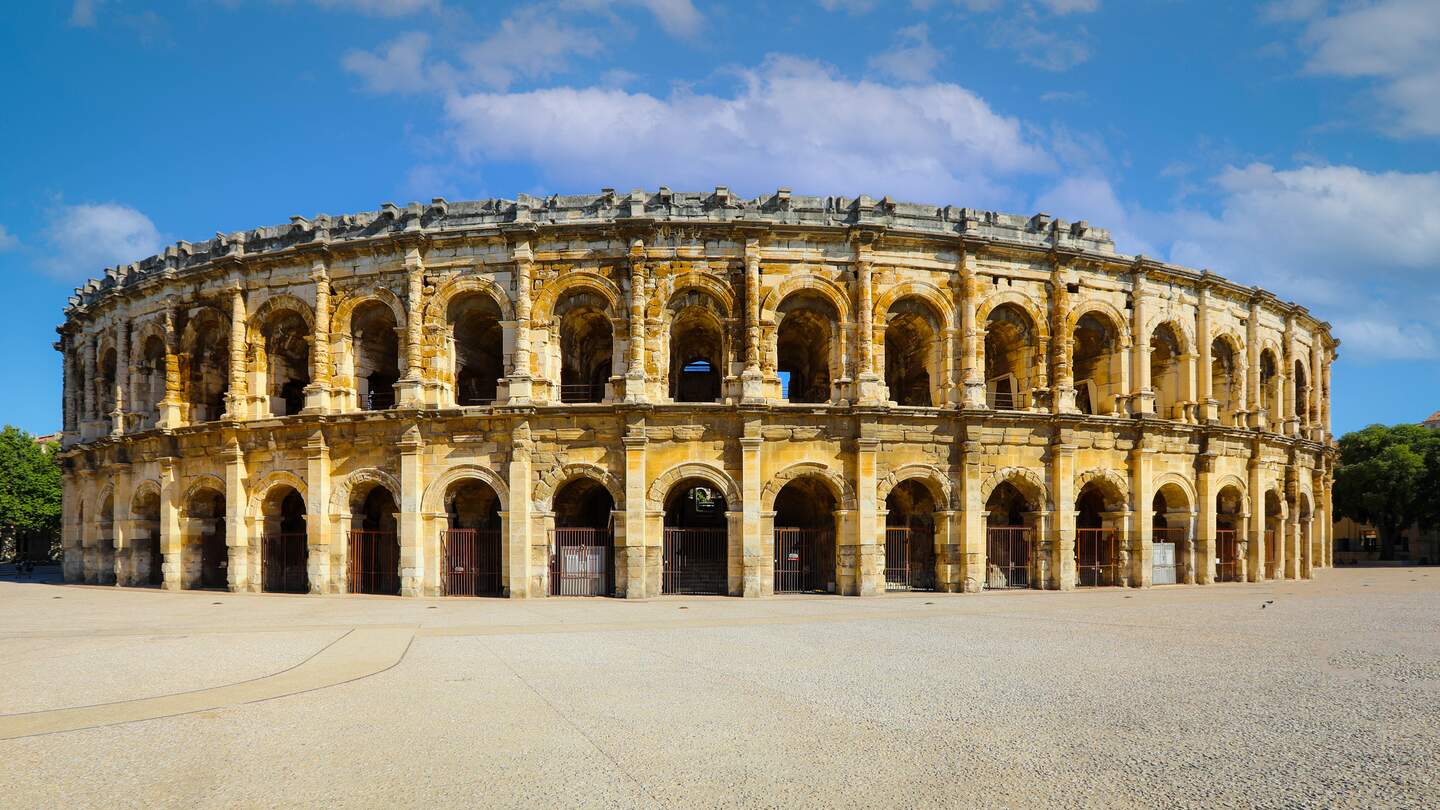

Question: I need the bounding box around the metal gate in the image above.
[444,529,502,596]
[663,527,727,595]
[884,527,935,591]
[773,528,832,594]
[1075,528,1122,587]
[1152,527,1186,585]
[348,530,400,595]
[262,532,308,593]
[985,526,1031,589]
[550,527,613,596]
[884,528,911,591]
[1264,529,1279,579]
[1216,529,1240,582]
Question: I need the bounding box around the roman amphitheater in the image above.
[56,188,1336,599]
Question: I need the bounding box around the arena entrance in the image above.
[984,481,1033,590]
[130,488,163,587]
[772,477,836,594]
[883,480,937,591]
[186,489,227,590]
[662,480,728,595]
[443,479,503,597]
[549,478,614,596]
[348,486,400,595]
[1074,482,1122,587]
[261,487,308,594]
[1216,485,1245,582]
[1152,484,1191,585]
[1264,489,1283,579]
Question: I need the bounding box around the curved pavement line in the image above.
[0,626,414,740]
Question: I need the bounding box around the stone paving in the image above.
[3,568,1437,808]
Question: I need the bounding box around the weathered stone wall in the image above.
[56,189,1337,598]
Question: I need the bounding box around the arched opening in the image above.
[1259,349,1280,428]
[669,304,725,403]
[1264,489,1284,579]
[1075,481,1124,587]
[443,478,503,596]
[984,303,1037,410]
[262,487,308,594]
[97,347,118,424]
[1150,323,1184,420]
[1210,336,1240,427]
[556,291,613,403]
[1152,483,1192,585]
[185,488,227,590]
[772,476,837,593]
[130,488,162,587]
[662,478,729,595]
[1294,360,1310,430]
[261,310,311,417]
[883,299,940,407]
[1298,493,1314,574]
[181,311,229,424]
[96,492,115,585]
[1216,485,1245,582]
[984,480,1035,589]
[352,301,400,411]
[1072,311,1123,415]
[883,479,938,591]
[137,334,167,429]
[550,477,616,596]
[348,484,400,595]
[450,293,504,406]
[776,294,837,404]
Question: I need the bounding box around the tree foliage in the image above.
[0,426,62,560]
[1333,423,1440,559]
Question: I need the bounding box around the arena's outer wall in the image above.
[56,188,1337,598]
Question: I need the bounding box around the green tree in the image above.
[0,426,62,561]
[1333,424,1440,560]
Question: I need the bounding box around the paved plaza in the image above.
[3,568,1438,808]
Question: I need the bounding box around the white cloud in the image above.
[442,55,1052,208]
[1033,175,1156,256]
[41,203,163,283]
[990,17,1092,71]
[460,8,604,90]
[1163,163,1440,360]
[342,32,435,94]
[868,24,943,82]
[816,0,879,13]
[310,0,441,16]
[1284,0,1440,135]
[625,0,702,37]
[0,226,17,252]
[69,0,99,27]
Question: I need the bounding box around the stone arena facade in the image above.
[56,188,1337,598]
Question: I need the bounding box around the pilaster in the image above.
[1049,433,1076,590]
[1129,437,1154,587]
[507,422,533,597]
[853,436,883,596]
[303,259,332,414]
[740,424,765,596]
[624,239,647,403]
[1196,449,1216,585]
[507,237,535,405]
[224,286,247,419]
[1130,262,1154,416]
[395,248,425,406]
[398,424,425,596]
[621,425,650,597]
[159,456,181,590]
[305,431,332,593]
[223,438,250,592]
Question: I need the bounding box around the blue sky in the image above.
[2,0,1437,435]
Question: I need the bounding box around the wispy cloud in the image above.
[0,226,18,252]
[868,23,943,82]
[40,203,163,283]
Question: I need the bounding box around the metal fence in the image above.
[1152,527,1186,585]
[550,527,613,596]
[773,528,833,594]
[560,383,605,403]
[1216,529,1241,582]
[662,527,728,595]
[884,526,935,591]
[262,532,308,594]
[347,530,400,595]
[444,528,503,596]
[1075,528,1122,587]
[364,389,396,411]
[985,526,1031,589]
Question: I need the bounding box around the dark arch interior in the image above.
[352,301,400,411]
[773,477,837,593]
[884,299,938,407]
[131,490,163,586]
[444,479,503,597]
[984,481,1034,589]
[187,488,227,589]
[776,295,835,404]
[1074,484,1120,586]
[986,481,1032,526]
[351,485,400,595]
[985,304,1034,409]
[884,479,937,590]
[670,306,724,403]
[550,477,616,596]
[265,311,311,416]
[663,479,729,595]
[183,314,229,423]
[558,292,613,403]
[263,487,308,593]
[1211,337,1238,422]
[451,294,504,406]
[1072,312,1119,415]
[138,335,167,425]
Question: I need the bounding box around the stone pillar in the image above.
[939,326,957,407]
[1129,438,1153,587]
[853,237,883,404]
[1321,355,1333,440]
[1196,452,1216,584]
[506,423,533,597]
[112,318,129,436]
[305,431,331,593]
[853,437,883,596]
[1130,265,1154,416]
[304,260,332,414]
[1197,282,1215,423]
[159,456,181,590]
[1283,314,1299,437]
[111,466,131,585]
[82,333,97,437]
[1248,452,1265,582]
[396,249,425,406]
[1247,295,1263,430]
[740,424,765,596]
[224,287,247,419]
[398,424,424,596]
[508,238,535,405]
[1051,262,1076,414]
[1309,340,1323,440]
[958,253,987,408]
[621,427,649,597]
[959,431,986,592]
[160,307,183,429]
[1049,433,1076,590]
[624,239,647,403]
[223,439,250,592]
[60,474,81,581]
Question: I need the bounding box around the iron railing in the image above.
[550,527,613,596]
[1216,529,1241,582]
[347,530,400,595]
[1264,529,1279,579]
[560,383,605,403]
[262,532,308,594]
[1075,528,1122,587]
[988,390,1018,410]
[1152,527,1186,585]
[662,527,728,595]
[364,389,396,411]
[444,528,503,596]
[773,527,832,594]
[884,526,935,591]
[986,526,1031,589]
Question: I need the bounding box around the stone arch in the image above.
[424,273,515,326]
[534,462,625,511]
[330,467,402,515]
[130,318,168,353]
[873,281,954,330]
[1210,330,1245,357]
[976,290,1051,341]
[1075,468,1129,511]
[93,481,116,522]
[979,467,1049,511]
[1213,474,1250,515]
[331,286,408,337]
[759,274,852,324]
[180,475,227,514]
[665,274,735,319]
[129,479,163,516]
[532,271,623,322]
[877,464,953,510]
[646,462,741,510]
[421,463,511,515]
[761,462,857,512]
[1151,472,1197,510]
[246,293,316,343]
[1066,299,1132,347]
[247,470,309,519]
[1146,315,1194,355]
